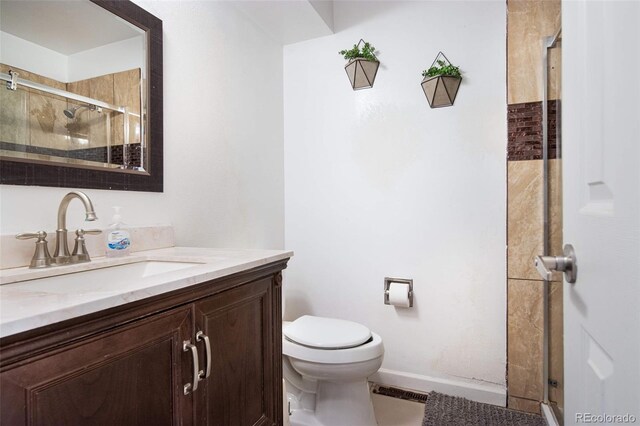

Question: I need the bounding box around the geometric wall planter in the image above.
[339,39,380,91]
[421,75,462,108]
[421,52,462,108]
[345,58,380,90]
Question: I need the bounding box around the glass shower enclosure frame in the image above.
[542,26,563,425]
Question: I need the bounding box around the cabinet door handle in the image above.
[183,340,200,395]
[196,331,212,380]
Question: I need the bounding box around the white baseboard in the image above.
[541,403,560,426]
[370,368,506,407]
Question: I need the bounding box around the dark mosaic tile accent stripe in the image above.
[67,144,142,167]
[0,141,142,168]
[371,384,428,404]
[548,100,558,159]
[508,101,560,161]
[1,141,64,158]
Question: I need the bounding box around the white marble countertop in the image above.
[0,247,293,338]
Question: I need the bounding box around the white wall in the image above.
[0,1,284,250]
[309,0,334,32]
[0,32,144,83]
[67,36,145,82]
[0,31,68,81]
[1,0,507,402]
[283,0,507,396]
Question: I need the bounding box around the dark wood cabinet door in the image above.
[195,276,282,426]
[1,306,194,426]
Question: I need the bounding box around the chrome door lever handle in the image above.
[534,256,560,281]
[534,244,578,284]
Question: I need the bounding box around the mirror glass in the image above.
[0,0,148,172]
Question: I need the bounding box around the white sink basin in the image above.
[127,260,204,277]
[14,260,205,291]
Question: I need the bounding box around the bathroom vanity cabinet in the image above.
[0,260,287,426]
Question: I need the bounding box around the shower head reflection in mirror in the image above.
[63,104,101,119]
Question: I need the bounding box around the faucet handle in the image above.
[72,229,102,262]
[16,231,47,240]
[76,229,102,237]
[16,231,52,268]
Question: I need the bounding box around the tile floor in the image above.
[372,392,425,426]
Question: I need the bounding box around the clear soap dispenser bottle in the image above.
[105,206,131,257]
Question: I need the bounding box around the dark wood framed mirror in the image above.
[0,0,163,192]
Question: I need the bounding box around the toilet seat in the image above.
[283,318,384,364]
[284,315,372,349]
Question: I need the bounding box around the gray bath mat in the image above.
[422,392,546,426]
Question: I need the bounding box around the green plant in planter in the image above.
[422,60,462,78]
[339,41,378,62]
[339,39,380,90]
[421,54,462,108]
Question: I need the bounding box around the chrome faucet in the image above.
[53,191,98,265]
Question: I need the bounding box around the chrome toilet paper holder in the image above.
[384,277,414,307]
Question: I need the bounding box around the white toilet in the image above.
[282,315,384,426]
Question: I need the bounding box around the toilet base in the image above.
[286,379,377,426]
[289,409,322,426]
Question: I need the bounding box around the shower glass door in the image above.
[544,30,563,423]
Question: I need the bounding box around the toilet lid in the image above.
[283,315,372,349]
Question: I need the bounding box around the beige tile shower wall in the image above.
[508,160,543,280]
[548,160,563,259]
[547,159,563,408]
[0,64,141,151]
[508,396,541,415]
[506,159,562,411]
[25,68,67,151]
[0,86,29,147]
[66,79,92,146]
[89,73,114,149]
[507,0,561,104]
[29,92,69,150]
[507,279,544,403]
[507,159,562,281]
[548,280,564,407]
[506,0,561,412]
[68,68,141,148]
[0,64,68,151]
[113,69,142,147]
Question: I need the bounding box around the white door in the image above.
[563,1,640,425]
